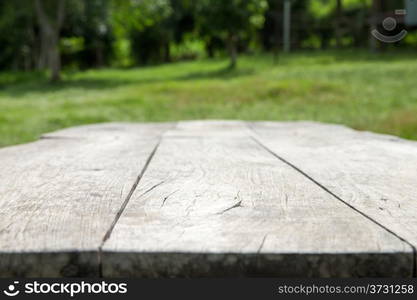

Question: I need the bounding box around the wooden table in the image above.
[0,121,416,278]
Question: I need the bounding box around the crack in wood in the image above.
[97,137,164,277]
[257,234,268,254]
[218,200,243,215]
[139,181,166,198]
[248,126,417,277]
[161,190,179,208]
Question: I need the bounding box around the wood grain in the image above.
[0,123,172,277]
[250,121,417,271]
[164,120,251,138]
[102,122,413,277]
[2,121,416,277]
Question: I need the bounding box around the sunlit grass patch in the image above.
[1,50,417,147]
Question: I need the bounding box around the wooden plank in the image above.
[250,121,417,270]
[0,123,172,277]
[164,120,251,138]
[41,122,171,139]
[102,123,413,277]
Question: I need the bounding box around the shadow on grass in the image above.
[176,67,255,81]
[273,49,417,66]
[1,64,257,98]
[1,77,157,97]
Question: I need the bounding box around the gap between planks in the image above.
[95,123,181,276]
[247,124,417,278]
[94,121,416,277]
[97,136,166,277]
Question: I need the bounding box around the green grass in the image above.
[1,50,417,147]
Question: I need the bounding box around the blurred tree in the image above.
[262,0,311,53]
[307,0,373,49]
[113,0,198,63]
[369,0,379,52]
[0,1,35,70]
[309,0,336,49]
[197,0,268,68]
[335,0,343,48]
[0,0,412,73]
[34,0,66,81]
[69,0,114,68]
[112,0,191,65]
[170,0,196,45]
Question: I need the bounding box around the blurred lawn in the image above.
[1,50,417,147]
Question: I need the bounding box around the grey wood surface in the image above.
[0,120,416,277]
[249,121,417,273]
[102,121,413,277]
[0,123,172,276]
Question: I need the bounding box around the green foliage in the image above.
[0,0,414,70]
[64,0,114,68]
[404,31,417,46]
[309,0,371,19]
[0,0,35,69]
[170,36,205,61]
[309,0,335,19]
[112,0,196,65]
[197,0,268,40]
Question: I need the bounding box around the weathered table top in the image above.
[0,121,416,278]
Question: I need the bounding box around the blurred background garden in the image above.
[1,0,417,147]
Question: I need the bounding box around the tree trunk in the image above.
[283,0,291,53]
[206,39,215,58]
[34,0,65,82]
[226,34,237,69]
[37,30,48,70]
[164,42,171,63]
[95,41,104,68]
[335,0,343,48]
[49,35,61,81]
[273,6,281,63]
[369,0,380,52]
